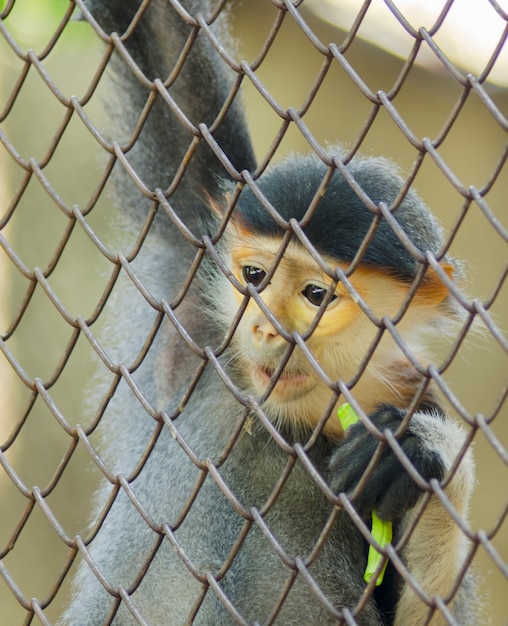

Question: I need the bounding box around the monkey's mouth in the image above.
[252,364,315,400]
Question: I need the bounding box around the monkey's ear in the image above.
[205,191,249,237]
[204,190,228,222]
[417,262,455,305]
[205,191,228,221]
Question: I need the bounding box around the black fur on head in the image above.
[236,152,452,282]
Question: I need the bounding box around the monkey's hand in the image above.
[329,405,445,521]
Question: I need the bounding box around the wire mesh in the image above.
[0,0,507,624]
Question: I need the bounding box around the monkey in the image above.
[62,0,479,624]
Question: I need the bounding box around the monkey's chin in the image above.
[251,365,317,403]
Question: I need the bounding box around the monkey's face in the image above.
[224,234,434,437]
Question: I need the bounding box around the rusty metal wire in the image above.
[0,0,507,624]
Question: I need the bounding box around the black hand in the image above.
[329,405,445,520]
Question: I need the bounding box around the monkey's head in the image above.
[210,152,462,439]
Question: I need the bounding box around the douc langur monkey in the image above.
[63,0,478,624]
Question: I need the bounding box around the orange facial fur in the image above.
[220,227,455,440]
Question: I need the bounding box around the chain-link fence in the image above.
[1,0,507,624]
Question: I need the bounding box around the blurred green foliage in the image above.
[0,0,88,46]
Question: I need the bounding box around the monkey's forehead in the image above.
[235,153,449,282]
[229,236,338,278]
[226,231,417,300]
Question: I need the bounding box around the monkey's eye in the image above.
[243,265,266,287]
[302,284,337,307]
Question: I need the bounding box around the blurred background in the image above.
[1,0,507,623]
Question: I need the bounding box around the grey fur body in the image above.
[67,375,380,625]
[62,1,478,624]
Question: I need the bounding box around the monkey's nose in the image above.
[253,321,278,342]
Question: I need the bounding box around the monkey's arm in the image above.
[330,405,476,625]
[84,0,255,221]
[79,0,257,391]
